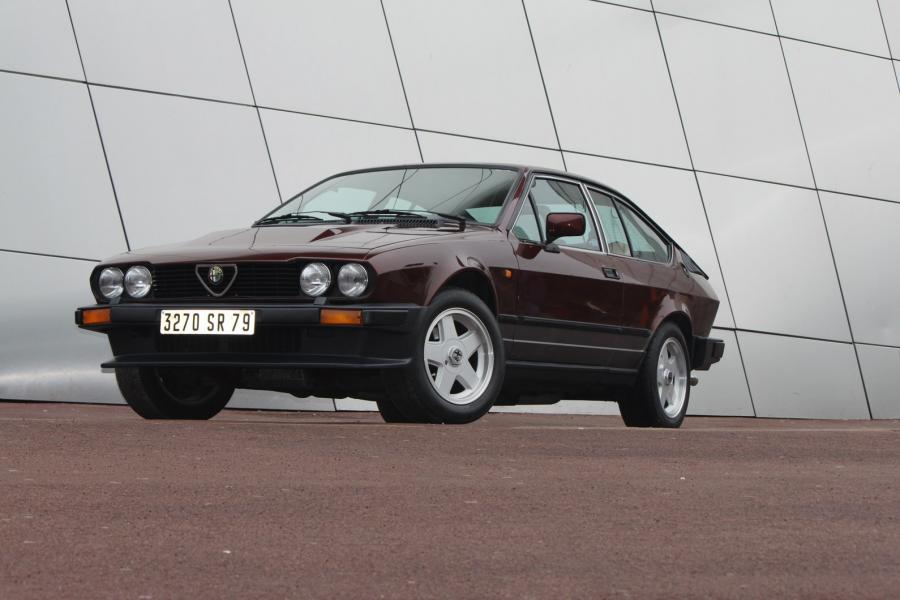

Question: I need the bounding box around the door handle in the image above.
[602,267,620,280]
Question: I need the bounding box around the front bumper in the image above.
[76,302,423,369]
[692,336,725,371]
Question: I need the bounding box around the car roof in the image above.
[327,162,629,199]
[299,162,708,278]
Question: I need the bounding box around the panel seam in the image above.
[586,0,895,61]
[649,1,756,416]
[3,67,899,205]
[520,0,567,170]
[767,0,873,419]
[227,0,284,205]
[64,0,131,252]
[875,0,900,90]
[0,248,99,263]
[379,0,424,162]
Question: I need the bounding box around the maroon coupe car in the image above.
[76,164,723,427]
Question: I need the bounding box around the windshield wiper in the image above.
[347,209,467,231]
[254,211,351,226]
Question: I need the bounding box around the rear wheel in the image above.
[116,367,234,419]
[618,322,690,428]
[386,289,505,424]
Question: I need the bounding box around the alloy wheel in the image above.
[656,337,688,418]
[422,308,495,405]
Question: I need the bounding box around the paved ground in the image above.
[1,402,898,599]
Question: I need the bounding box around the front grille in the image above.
[155,327,303,354]
[151,263,301,299]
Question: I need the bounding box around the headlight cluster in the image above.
[98,266,152,299]
[300,262,369,297]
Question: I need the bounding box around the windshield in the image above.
[258,167,519,226]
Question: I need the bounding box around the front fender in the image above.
[367,240,518,313]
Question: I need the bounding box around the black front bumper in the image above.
[76,303,424,369]
[692,336,725,371]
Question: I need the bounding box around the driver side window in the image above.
[523,178,600,250]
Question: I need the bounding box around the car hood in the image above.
[102,224,491,264]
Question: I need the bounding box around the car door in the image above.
[586,188,674,369]
[508,176,627,367]
[611,197,681,329]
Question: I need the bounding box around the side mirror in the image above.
[545,212,586,245]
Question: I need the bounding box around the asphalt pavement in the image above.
[1,402,898,599]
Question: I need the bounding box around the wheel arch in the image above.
[657,311,694,363]
[429,268,498,314]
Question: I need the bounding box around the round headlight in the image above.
[98,267,124,299]
[337,263,369,297]
[300,262,331,296]
[125,266,152,298]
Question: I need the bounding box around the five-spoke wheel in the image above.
[618,322,691,428]
[379,288,504,424]
[423,308,495,406]
[657,338,688,419]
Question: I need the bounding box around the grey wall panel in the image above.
[699,173,850,341]
[855,344,900,419]
[688,330,754,417]
[229,390,334,412]
[2,0,896,419]
[345,397,622,416]
[738,331,869,419]
[334,398,375,412]
[68,0,252,103]
[0,247,334,411]
[383,0,557,147]
[653,0,776,33]
[881,0,900,54]
[525,0,690,167]
[0,73,127,259]
[261,109,421,199]
[493,401,620,416]
[0,0,83,79]
[0,252,122,404]
[564,152,734,328]
[91,87,279,251]
[771,0,890,56]
[420,131,564,170]
[820,192,900,348]
[782,41,900,201]
[231,0,410,127]
[604,1,651,10]
[659,15,813,187]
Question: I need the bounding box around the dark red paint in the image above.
[83,165,721,382]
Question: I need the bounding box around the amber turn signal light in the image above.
[320,308,363,326]
[82,308,111,325]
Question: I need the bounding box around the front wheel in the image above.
[386,289,505,424]
[116,367,234,419]
[618,322,690,428]
[375,398,421,423]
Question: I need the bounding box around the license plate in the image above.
[159,309,255,335]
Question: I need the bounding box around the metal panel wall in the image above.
[1,0,898,418]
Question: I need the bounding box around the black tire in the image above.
[385,288,505,424]
[116,367,234,420]
[375,398,422,423]
[618,322,691,428]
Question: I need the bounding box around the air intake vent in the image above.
[151,263,301,299]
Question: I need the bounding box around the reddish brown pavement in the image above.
[1,402,898,599]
